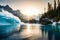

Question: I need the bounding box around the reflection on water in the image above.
[19,24,42,39]
[1,24,60,40]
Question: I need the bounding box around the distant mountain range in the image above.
[0,5,40,23]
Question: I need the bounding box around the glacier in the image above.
[0,9,21,38]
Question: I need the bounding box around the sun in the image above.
[20,7,40,16]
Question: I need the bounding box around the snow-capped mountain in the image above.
[0,5,25,22]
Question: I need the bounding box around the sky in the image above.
[0,0,58,14]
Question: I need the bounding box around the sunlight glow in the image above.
[27,24,31,33]
[21,7,40,16]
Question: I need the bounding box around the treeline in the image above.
[39,0,60,22]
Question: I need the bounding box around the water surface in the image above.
[1,23,60,40]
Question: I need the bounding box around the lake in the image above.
[1,23,60,40]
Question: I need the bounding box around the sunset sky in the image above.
[0,0,57,15]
